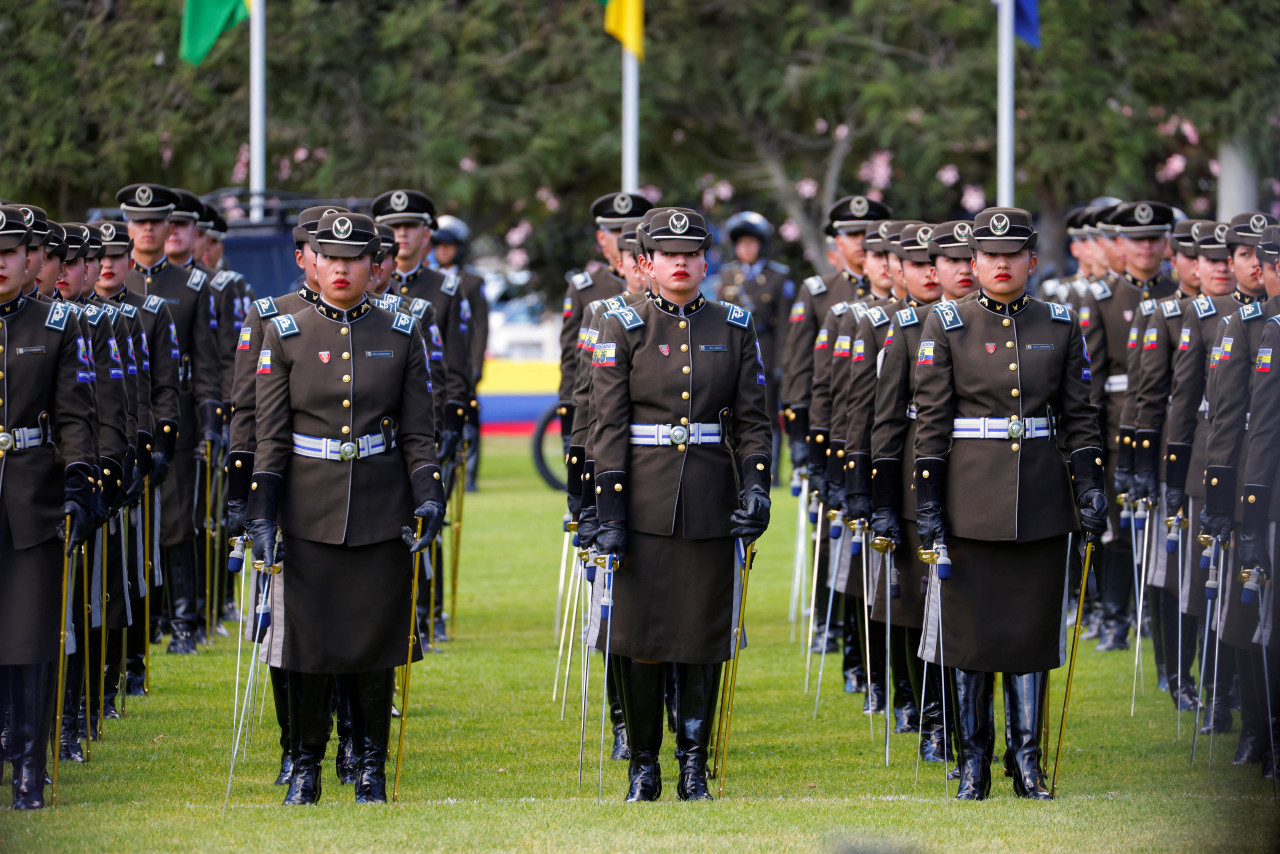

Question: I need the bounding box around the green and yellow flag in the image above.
[179,0,251,66]
[599,0,644,61]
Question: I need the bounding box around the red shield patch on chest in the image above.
[318,351,331,363]
[985,343,997,354]
[658,345,670,356]
[1123,310,1134,322]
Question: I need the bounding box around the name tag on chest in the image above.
[698,345,728,352]
[365,350,394,358]
[16,346,47,355]
[1025,344,1054,351]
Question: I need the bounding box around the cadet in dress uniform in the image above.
[0,206,98,809]
[557,193,654,444]
[13,205,51,302]
[1200,216,1280,764]
[589,209,772,802]
[912,208,1107,800]
[246,212,446,805]
[432,216,488,492]
[119,184,223,654]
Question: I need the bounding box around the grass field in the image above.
[3,436,1278,852]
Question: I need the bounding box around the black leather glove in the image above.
[62,501,94,556]
[135,431,154,477]
[462,421,480,450]
[226,497,247,535]
[100,457,124,516]
[1164,486,1187,518]
[846,492,872,522]
[577,506,599,550]
[62,461,98,556]
[1113,426,1135,496]
[402,499,445,553]
[1131,469,1157,504]
[152,419,177,486]
[1199,507,1234,541]
[917,503,946,550]
[870,507,901,548]
[914,458,947,549]
[1201,465,1237,541]
[1113,466,1133,497]
[1238,528,1271,574]
[198,399,225,451]
[788,438,808,471]
[124,466,147,507]
[820,472,845,516]
[152,448,172,485]
[1078,488,1109,534]
[438,429,460,463]
[567,491,583,519]
[730,485,771,542]
[595,520,627,561]
[247,519,281,569]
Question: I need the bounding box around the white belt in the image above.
[952,417,1052,440]
[629,423,721,446]
[292,432,393,462]
[1104,374,1128,393]
[0,427,43,452]
[906,403,918,421]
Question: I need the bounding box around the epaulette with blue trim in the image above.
[830,302,848,317]
[767,260,790,274]
[608,305,645,330]
[571,271,593,291]
[722,302,751,329]
[142,294,165,315]
[441,273,459,296]
[1140,299,1157,317]
[186,269,207,291]
[849,302,869,320]
[599,295,626,314]
[1268,315,1280,330]
[1161,299,1182,318]
[1239,302,1265,322]
[1047,302,1072,322]
[120,303,138,319]
[804,275,827,296]
[209,270,236,292]
[270,314,301,337]
[932,302,964,331]
[895,307,919,327]
[1193,296,1216,319]
[376,294,403,312]
[254,296,279,319]
[44,300,72,331]
[63,302,83,319]
[409,298,430,320]
[391,312,415,336]
[866,306,890,328]
[1089,281,1113,300]
[83,304,104,326]
[98,302,120,323]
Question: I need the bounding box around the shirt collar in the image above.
[977,288,1032,316]
[131,256,168,276]
[315,296,372,323]
[392,262,424,283]
[0,293,25,317]
[651,291,707,317]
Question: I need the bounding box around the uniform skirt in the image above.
[601,512,736,665]
[871,524,926,630]
[280,536,422,674]
[0,508,62,665]
[919,534,1070,673]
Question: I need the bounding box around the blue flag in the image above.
[1015,0,1041,49]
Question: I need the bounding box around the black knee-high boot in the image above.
[1004,671,1052,799]
[0,668,11,783]
[284,671,332,805]
[891,624,918,733]
[615,657,663,802]
[606,653,629,760]
[1199,631,1236,735]
[673,663,718,801]
[919,661,955,763]
[163,541,198,653]
[952,668,994,800]
[1149,588,1167,690]
[863,613,888,714]
[352,668,394,803]
[10,662,56,810]
[1234,648,1266,765]
[60,650,85,762]
[125,597,148,695]
[842,594,866,692]
[1160,589,1199,710]
[270,667,292,785]
[334,674,358,784]
[103,628,122,720]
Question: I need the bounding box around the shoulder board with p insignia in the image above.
[391,312,415,336]
[895,307,919,328]
[609,306,645,331]
[933,302,964,331]
[1161,299,1183,318]
[186,269,207,291]
[866,306,890,328]
[850,302,869,321]
[1239,302,1264,322]
[142,294,165,315]
[270,314,301,338]
[120,303,138,318]
[380,294,404,312]
[571,272,593,291]
[209,270,236,292]
[1140,299,1157,317]
[44,301,71,331]
[722,302,751,329]
[1048,303,1072,323]
[409,298,429,320]
[441,273,460,296]
[804,275,827,296]
[84,305,103,326]
[1193,296,1216,319]
[1089,281,1113,300]
[600,295,626,313]
[254,296,279,319]
[99,302,120,322]
[830,302,848,317]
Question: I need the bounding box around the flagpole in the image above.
[249,0,266,223]
[996,0,1014,207]
[622,47,639,193]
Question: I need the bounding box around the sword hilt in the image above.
[871,536,893,555]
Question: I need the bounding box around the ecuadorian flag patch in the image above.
[1257,348,1272,373]
[257,349,272,374]
[834,336,851,358]
[237,325,252,350]
[1127,328,1139,349]
[1142,328,1158,350]
[789,302,806,323]
[917,340,935,366]
[592,342,616,367]
[813,329,829,350]
[853,339,866,362]
[1179,328,1191,351]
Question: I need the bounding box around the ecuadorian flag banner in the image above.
[599,0,644,60]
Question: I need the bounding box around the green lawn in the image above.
[3,436,1277,852]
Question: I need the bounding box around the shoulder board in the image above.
[830,302,848,317]
[767,260,789,273]
[849,302,869,320]
[866,306,890,328]
[572,271,593,291]
[608,305,645,331]
[932,302,965,331]
[99,301,120,322]
[142,294,165,314]
[83,304,103,326]
[895,307,919,327]
[722,302,751,329]
[120,303,138,319]
[441,273,459,296]
[270,314,301,338]
[1041,278,1060,292]
[1193,296,1216,319]
[1161,299,1182,318]
[1140,299,1157,317]
[64,302,83,319]
[391,312,415,336]
[408,298,429,320]
[254,296,279,319]
[1268,316,1280,330]
[1239,302,1265,322]
[1048,303,1072,323]
[186,269,207,291]
[209,270,236,292]
[381,294,405,312]
[44,301,71,331]
[600,295,626,314]
[804,275,827,296]
[1089,281,1112,300]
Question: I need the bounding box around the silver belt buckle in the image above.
[669,424,689,445]
[338,441,358,461]
[0,432,12,452]
[1007,420,1025,439]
